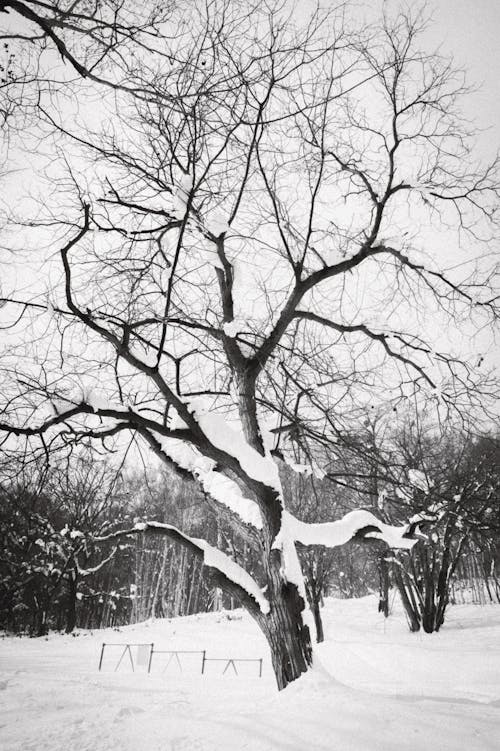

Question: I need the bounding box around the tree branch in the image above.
[95,521,268,615]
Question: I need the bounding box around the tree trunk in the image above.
[257,556,313,690]
[32,604,48,637]
[393,565,420,632]
[378,554,390,617]
[65,571,78,633]
[305,577,324,643]
[212,525,223,612]
[150,541,168,619]
[311,597,324,643]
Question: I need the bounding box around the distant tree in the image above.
[376,426,500,632]
[0,455,127,634]
[278,458,377,643]
[124,466,218,621]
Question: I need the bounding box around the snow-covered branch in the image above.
[75,546,118,577]
[95,521,269,615]
[283,509,426,551]
[184,402,281,492]
[157,434,263,529]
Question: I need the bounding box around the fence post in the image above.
[259,658,263,678]
[147,643,154,674]
[201,650,206,674]
[98,643,106,671]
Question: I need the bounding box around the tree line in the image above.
[2,419,498,640]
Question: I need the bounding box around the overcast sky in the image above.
[427,0,500,149]
[324,0,500,159]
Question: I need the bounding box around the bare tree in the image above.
[1,2,499,688]
[0,452,126,634]
[383,425,500,632]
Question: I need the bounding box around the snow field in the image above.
[1,596,500,751]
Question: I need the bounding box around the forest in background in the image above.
[2,415,499,639]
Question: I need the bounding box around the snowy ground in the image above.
[1,596,500,751]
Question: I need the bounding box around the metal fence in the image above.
[98,642,263,677]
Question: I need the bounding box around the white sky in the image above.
[308,0,500,159]
[411,0,500,365]
[293,0,500,370]
[426,0,500,151]
[1,0,499,382]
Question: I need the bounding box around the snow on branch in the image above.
[408,469,434,494]
[51,388,128,416]
[95,521,269,614]
[20,386,267,531]
[158,435,263,529]
[280,456,327,481]
[283,509,424,550]
[75,546,118,576]
[195,539,269,613]
[185,401,281,491]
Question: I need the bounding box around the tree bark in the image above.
[311,598,324,643]
[32,604,48,637]
[378,554,390,617]
[65,570,78,633]
[305,575,325,643]
[393,565,420,632]
[257,556,313,690]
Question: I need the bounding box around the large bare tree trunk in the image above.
[259,597,312,689]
